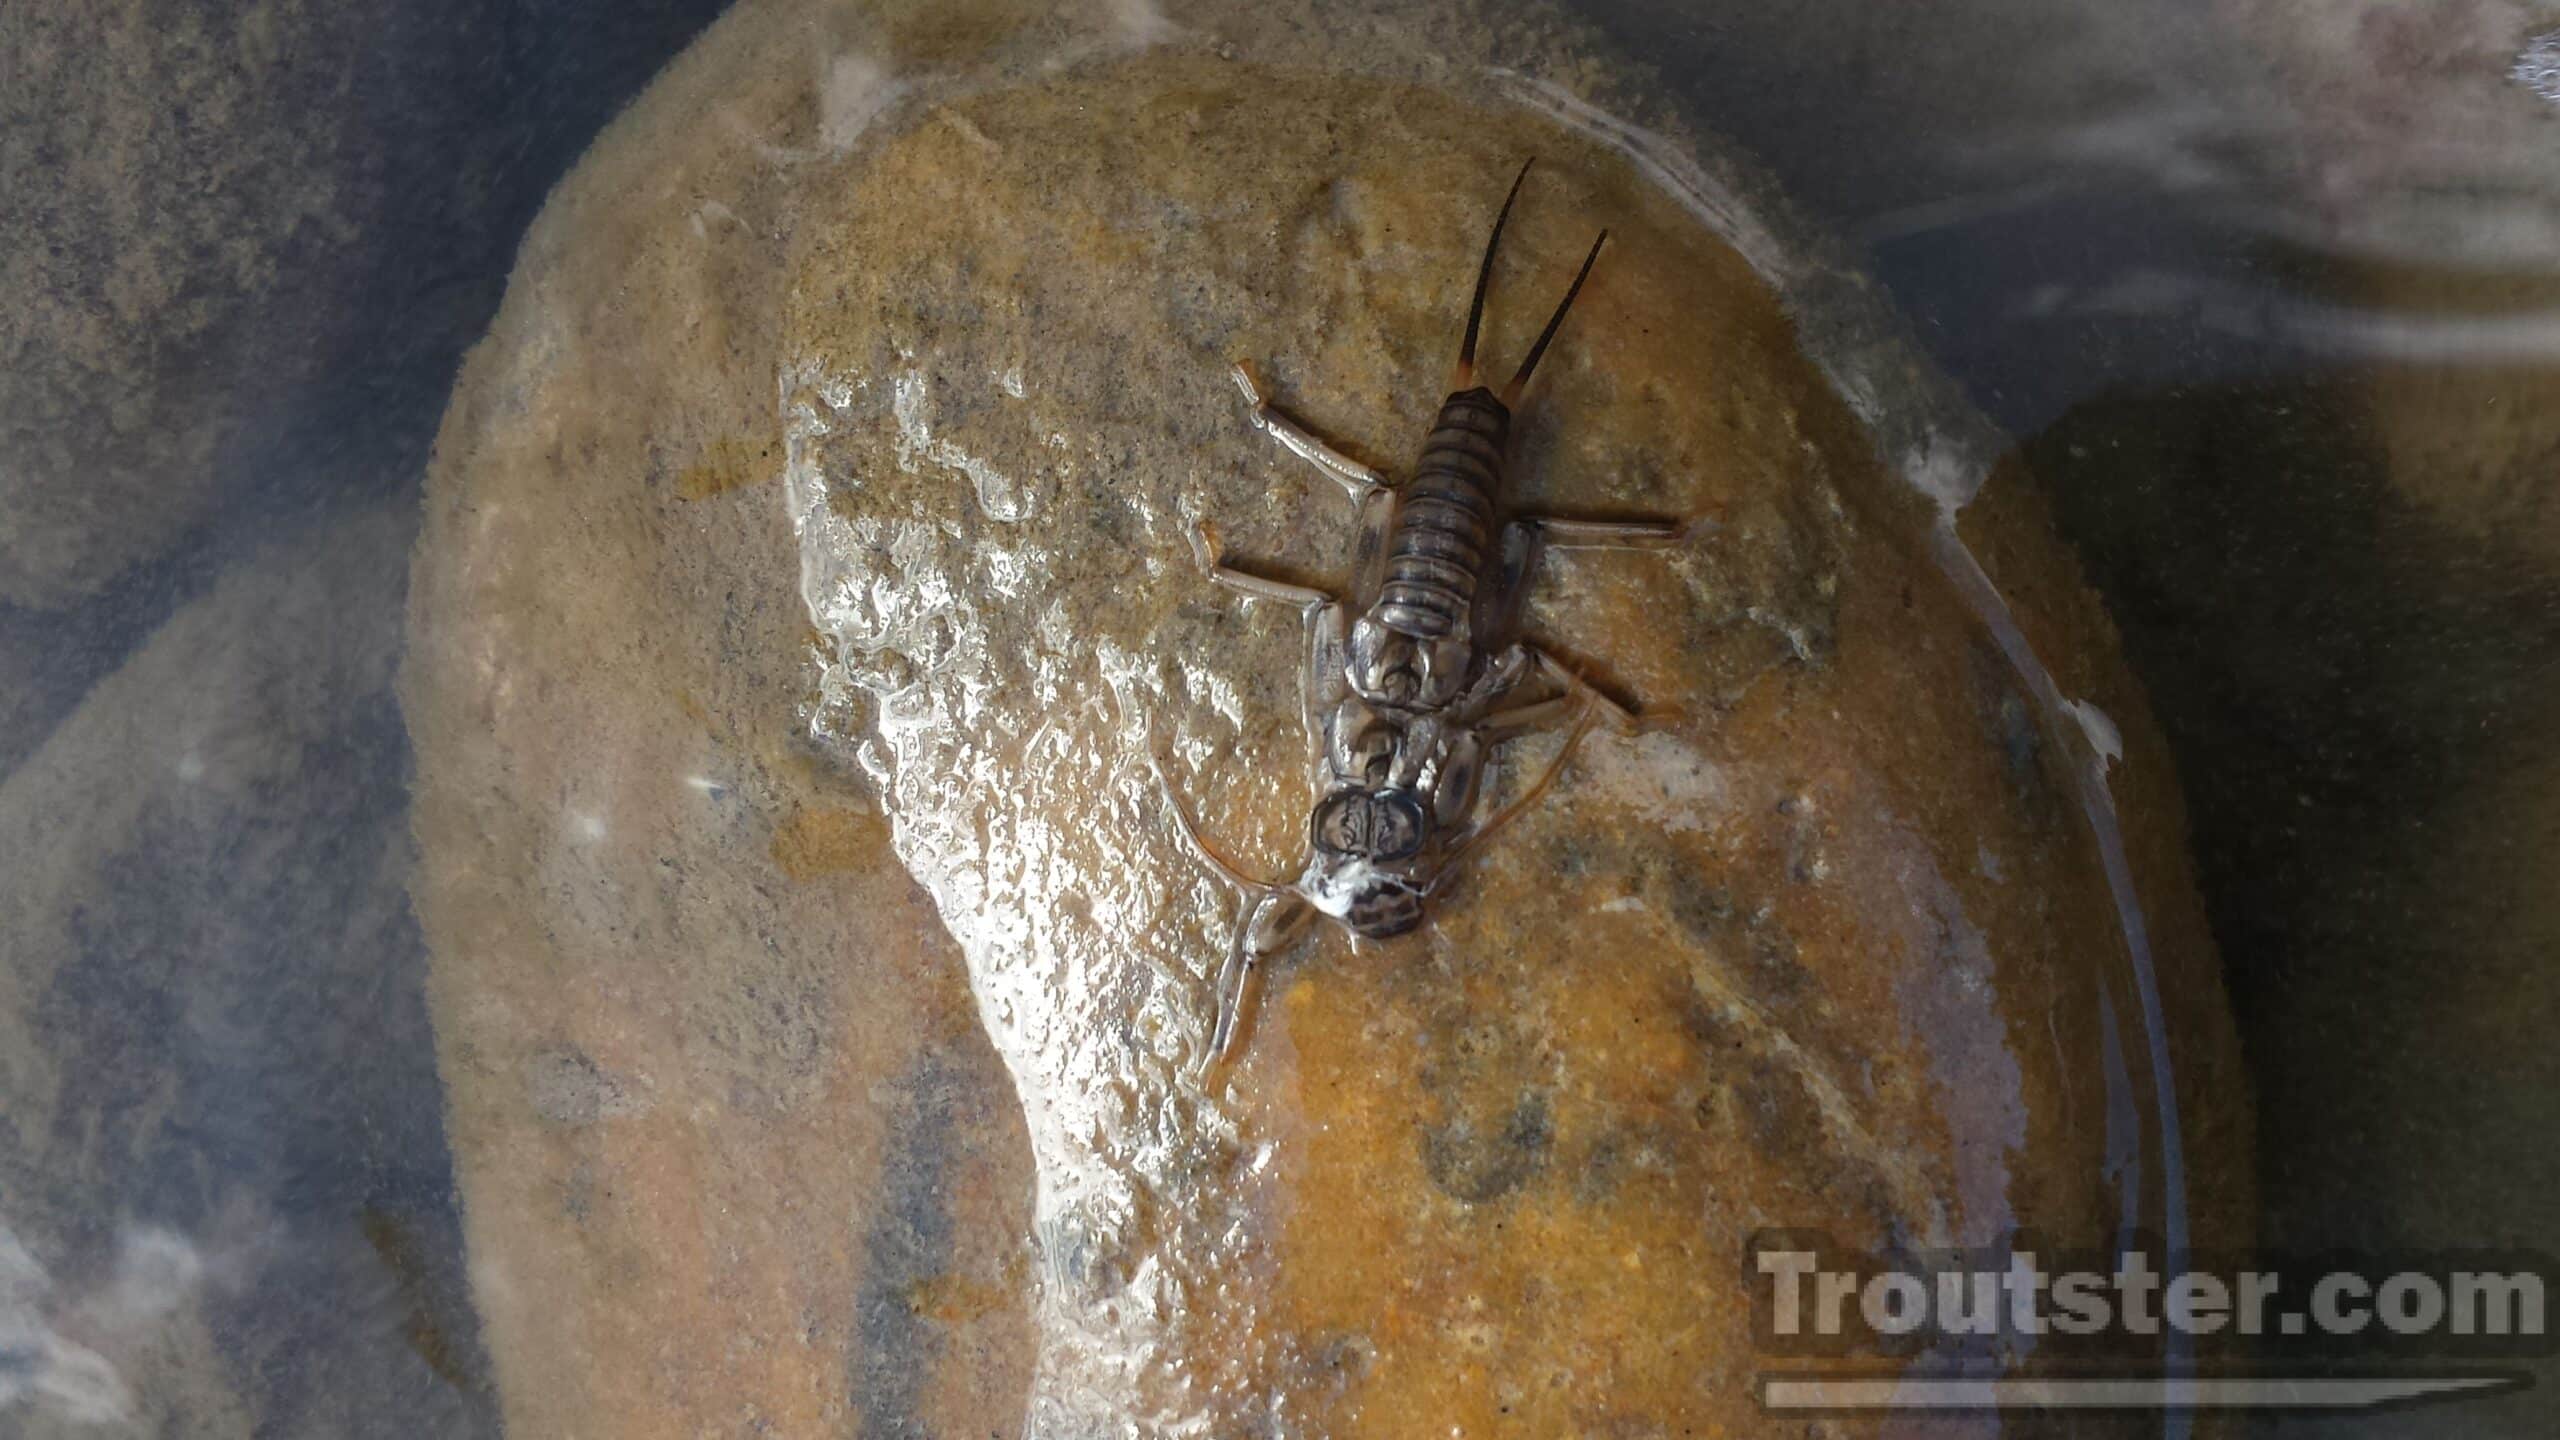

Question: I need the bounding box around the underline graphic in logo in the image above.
[1756,1373,2526,1414]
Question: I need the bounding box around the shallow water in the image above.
[3,0,2556,1436]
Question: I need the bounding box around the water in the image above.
[3,0,2554,1436]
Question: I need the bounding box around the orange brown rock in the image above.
[404,3,2247,1435]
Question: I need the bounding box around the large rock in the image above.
[0,502,490,1438]
[403,1,2246,1434]
[0,0,351,607]
[0,0,730,612]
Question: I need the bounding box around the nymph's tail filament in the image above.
[1502,229,1609,407]
[1454,159,1534,391]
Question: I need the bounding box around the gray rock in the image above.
[0,502,493,1438]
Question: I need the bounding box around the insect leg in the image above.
[1479,692,1583,741]
[1203,890,1314,1075]
[1230,361,1390,502]
[1172,515,1340,1075]
[1160,759,1294,895]
[1525,645,1641,728]
[1510,515,1698,550]
[1301,597,1349,748]
[1482,514,1698,639]
[1431,697,1606,887]
[1188,520,1339,610]
[1161,769,1312,1077]
[1205,910,1260,1070]
[1465,640,1637,740]
[1190,518,1352,747]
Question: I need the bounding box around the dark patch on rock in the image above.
[1966,635,2064,831]
[1654,864,1814,1011]
[1574,1132,1629,1203]
[1568,1126,1685,1206]
[560,1161,597,1224]
[1735,1055,1825,1161]
[525,1049,628,1128]
[852,1047,990,1437]
[1420,1093,1552,1204]
[1675,984,1747,1058]
[360,1204,484,1395]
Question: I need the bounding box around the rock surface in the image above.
[402,1,2247,1435]
[0,0,742,611]
[0,502,490,1438]
[0,2,745,1435]
[0,0,351,608]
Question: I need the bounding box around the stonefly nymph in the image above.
[1166,159,1700,1076]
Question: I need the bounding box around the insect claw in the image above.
[1198,911,1257,1078]
[1230,360,1269,420]
[1187,520,1224,573]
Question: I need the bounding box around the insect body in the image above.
[1169,161,1698,1072]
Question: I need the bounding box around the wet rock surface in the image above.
[5,0,2555,1434]
[404,3,2246,1433]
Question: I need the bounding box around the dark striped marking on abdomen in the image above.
[1374,388,1510,639]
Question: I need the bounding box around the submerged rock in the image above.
[404,2,2246,1434]
[0,0,728,612]
[0,502,489,1438]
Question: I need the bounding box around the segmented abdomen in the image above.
[1374,389,1509,639]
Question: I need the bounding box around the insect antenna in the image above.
[1159,766,1296,896]
[1453,159,1535,391]
[1501,229,1609,408]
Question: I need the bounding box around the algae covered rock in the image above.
[403,2,2246,1434]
